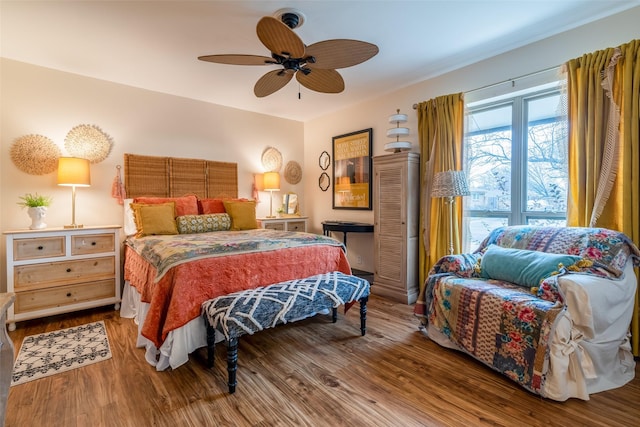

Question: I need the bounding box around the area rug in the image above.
[11,321,112,386]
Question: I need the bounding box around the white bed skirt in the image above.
[120,280,223,371]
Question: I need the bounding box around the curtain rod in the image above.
[412,64,561,109]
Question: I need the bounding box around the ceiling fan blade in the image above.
[254,70,294,97]
[306,40,379,69]
[296,68,345,94]
[256,16,305,58]
[198,54,275,66]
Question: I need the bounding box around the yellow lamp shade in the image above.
[57,157,91,187]
[263,171,280,191]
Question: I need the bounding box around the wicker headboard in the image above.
[124,153,238,199]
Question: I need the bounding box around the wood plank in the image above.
[5,295,639,426]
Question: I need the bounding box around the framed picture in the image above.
[332,128,373,210]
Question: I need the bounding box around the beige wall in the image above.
[0,60,303,292]
[303,7,640,272]
[2,7,639,291]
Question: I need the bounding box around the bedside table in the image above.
[257,217,308,232]
[4,225,121,331]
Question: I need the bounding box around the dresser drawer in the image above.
[13,237,65,261]
[71,233,115,255]
[14,279,116,314]
[287,221,306,232]
[14,256,116,290]
[264,222,285,231]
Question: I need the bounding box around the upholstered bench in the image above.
[201,271,370,393]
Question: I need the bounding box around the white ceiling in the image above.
[2,1,638,122]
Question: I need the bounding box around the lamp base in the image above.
[64,224,84,229]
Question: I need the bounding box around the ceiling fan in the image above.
[198,9,379,98]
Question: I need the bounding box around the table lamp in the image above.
[263,171,280,218]
[57,157,91,228]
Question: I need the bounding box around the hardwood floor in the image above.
[5,295,639,427]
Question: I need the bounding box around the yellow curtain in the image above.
[416,93,465,289]
[565,39,640,355]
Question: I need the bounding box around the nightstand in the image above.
[257,216,308,232]
[4,225,121,331]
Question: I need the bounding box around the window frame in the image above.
[463,84,567,250]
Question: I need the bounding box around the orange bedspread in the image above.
[124,244,351,348]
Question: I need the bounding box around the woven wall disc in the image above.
[10,134,61,175]
[261,146,282,172]
[65,124,113,163]
[284,160,302,184]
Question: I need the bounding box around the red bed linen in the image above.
[124,244,351,348]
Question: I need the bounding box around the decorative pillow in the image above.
[223,200,257,230]
[176,214,231,234]
[133,195,198,216]
[198,197,250,214]
[133,203,178,237]
[130,201,175,232]
[123,198,137,236]
[480,244,582,288]
[198,198,226,214]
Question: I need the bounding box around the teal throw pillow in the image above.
[480,244,582,288]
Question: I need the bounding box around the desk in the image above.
[322,221,374,251]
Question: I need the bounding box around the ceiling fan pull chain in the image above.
[298,82,301,99]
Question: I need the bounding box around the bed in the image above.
[119,154,351,370]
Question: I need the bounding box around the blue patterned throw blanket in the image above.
[202,271,370,340]
[126,229,345,281]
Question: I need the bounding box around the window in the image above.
[463,82,568,251]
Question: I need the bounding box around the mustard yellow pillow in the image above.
[130,202,178,237]
[222,200,257,230]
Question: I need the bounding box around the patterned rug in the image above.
[11,321,112,386]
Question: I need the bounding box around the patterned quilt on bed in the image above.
[417,226,640,397]
[126,228,345,281]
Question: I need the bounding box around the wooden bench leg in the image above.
[227,337,239,394]
[206,323,216,368]
[359,296,368,336]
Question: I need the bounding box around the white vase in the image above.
[27,206,47,230]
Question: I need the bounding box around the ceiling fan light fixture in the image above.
[273,8,305,29]
[198,10,377,97]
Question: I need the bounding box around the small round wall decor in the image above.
[284,160,302,184]
[65,124,113,163]
[319,172,330,191]
[262,147,282,172]
[10,134,61,175]
[261,146,283,172]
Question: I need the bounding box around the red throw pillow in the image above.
[133,195,198,216]
[199,198,226,214]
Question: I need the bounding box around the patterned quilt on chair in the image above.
[425,272,563,395]
[417,226,640,398]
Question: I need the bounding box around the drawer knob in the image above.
[66,293,72,297]
[91,241,97,246]
[38,246,44,250]
[66,268,72,273]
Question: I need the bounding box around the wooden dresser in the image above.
[257,217,308,232]
[4,226,121,331]
[373,152,420,304]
